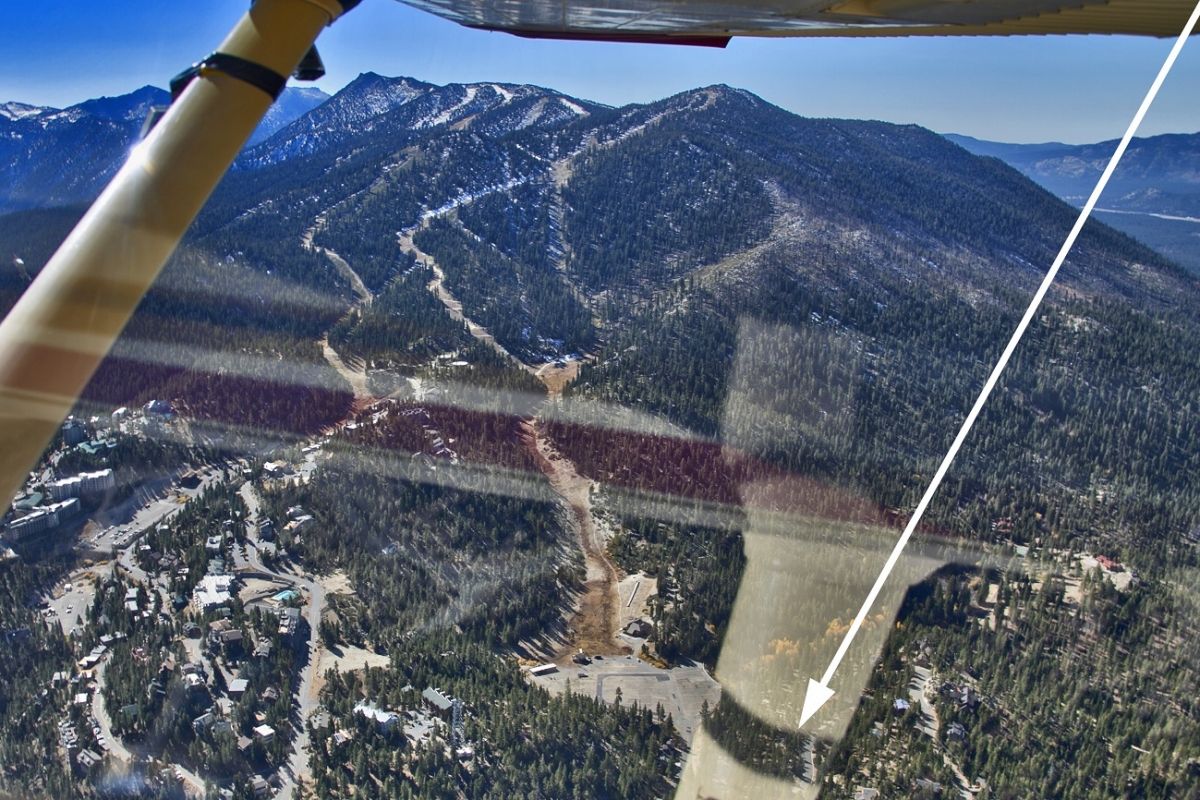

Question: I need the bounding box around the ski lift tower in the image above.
[451,698,464,745]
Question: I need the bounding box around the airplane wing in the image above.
[399,0,1198,46]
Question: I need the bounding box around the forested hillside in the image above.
[2,73,1198,798]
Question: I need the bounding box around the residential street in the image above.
[238,482,326,799]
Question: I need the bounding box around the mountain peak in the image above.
[246,86,335,147]
[286,86,331,102]
[344,72,426,91]
[660,83,767,114]
[72,85,169,123]
[0,101,53,121]
[335,73,431,115]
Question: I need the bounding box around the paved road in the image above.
[81,466,226,797]
[92,657,208,797]
[909,665,940,741]
[91,658,133,763]
[115,538,174,616]
[87,468,294,799]
[238,482,325,800]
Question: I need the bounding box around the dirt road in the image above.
[319,334,370,404]
[395,195,619,661]
[534,359,581,397]
[304,211,378,421]
[397,225,532,372]
[524,418,626,658]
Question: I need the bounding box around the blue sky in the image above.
[2,0,1198,143]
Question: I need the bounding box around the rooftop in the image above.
[355,701,400,727]
[193,574,234,608]
[422,687,453,711]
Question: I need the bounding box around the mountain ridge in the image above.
[236,73,605,168]
[0,84,326,212]
[946,129,1200,273]
[946,129,1200,205]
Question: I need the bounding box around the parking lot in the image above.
[83,466,223,553]
[530,655,721,742]
[45,569,100,636]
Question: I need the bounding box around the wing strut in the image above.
[0,0,358,514]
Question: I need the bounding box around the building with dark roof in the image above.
[422,687,454,716]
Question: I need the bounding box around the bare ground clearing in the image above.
[523,418,626,658]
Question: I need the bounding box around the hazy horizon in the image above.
[7,69,1200,149]
[3,1,1200,145]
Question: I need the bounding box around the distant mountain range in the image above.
[947,131,1200,272]
[4,78,1196,276]
[3,75,1191,323]
[0,85,329,213]
[3,74,1193,535]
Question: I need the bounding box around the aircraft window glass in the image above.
[1,4,1198,798]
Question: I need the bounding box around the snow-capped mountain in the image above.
[0,101,49,122]
[237,73,603,167]
[0,88,163,213]
[73,85,170,123]
[248,86,330,147]
[0,85,327,213]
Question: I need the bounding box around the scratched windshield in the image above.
[1,3,1200,799]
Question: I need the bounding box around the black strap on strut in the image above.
[170,52,289,102]
[144,0,361,141]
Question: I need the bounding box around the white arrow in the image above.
[800,679,835,727]
[798,0,1200,730]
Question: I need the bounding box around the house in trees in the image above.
[355,701,401,732]
[422,687,454,718]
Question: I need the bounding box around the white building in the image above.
[46,469,115,501]
[262,461,288,478]
[4,498,81,543]
[283,515,313,535]
[422,687,454,716]
[192,574,235,610]
[354,701,400,732]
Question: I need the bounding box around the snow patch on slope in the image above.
[357,79,424,117]
[0,102,50,121]
[424,86,479,128]
[558,98,588,117]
